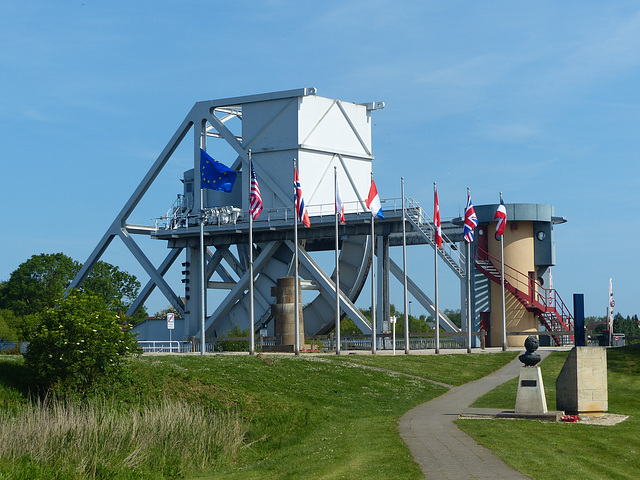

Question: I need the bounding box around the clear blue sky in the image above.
[2,1,638,319]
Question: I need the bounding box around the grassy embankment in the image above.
[457,345,640,480]
[0,351,515,480]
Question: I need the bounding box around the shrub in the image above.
[220,325,249,351]
[23,291,141,393]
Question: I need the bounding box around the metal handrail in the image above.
[475,245,573,329]
[403,197,466,272]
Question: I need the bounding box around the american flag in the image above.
[434,186,442,249]
[294,167,311,227]
[494,197,507,238]
[249,161,263,220]
[463,192,478,243]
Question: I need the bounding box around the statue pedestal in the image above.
[515,366,548,414]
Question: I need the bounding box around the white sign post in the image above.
[167,313,175,348]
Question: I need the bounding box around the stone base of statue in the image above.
[515,366,548,414]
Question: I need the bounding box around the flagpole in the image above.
[200,185,206,356]
[434,182,440,354]
[466,191,472,353]
[402,177,410,354]
[334,167,341,355]
[370,172,377,354]
[248,150,255,356]
[294,158,300,356]
[499,192,507,351]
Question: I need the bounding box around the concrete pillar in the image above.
[270,276,304,350]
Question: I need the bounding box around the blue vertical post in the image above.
[573,294,586,346]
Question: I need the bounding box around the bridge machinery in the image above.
[69,88,464,341]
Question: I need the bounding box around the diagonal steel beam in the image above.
[388,258,459,332]
[201,241,280,337]
[68,114,194,291]
[118,228,185,316]
[126,247,182,316]
[286,240,371,333]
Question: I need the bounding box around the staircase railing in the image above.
[474,245,574,344]
[404,197,466,279]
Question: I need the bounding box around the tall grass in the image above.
[0,397,246,479]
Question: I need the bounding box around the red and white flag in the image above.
[335,175,345,223]
[294,167,311,227]
[366,179,384,219]
[434,186,442,249]
[494,198,507,238]
[249,161,263,220]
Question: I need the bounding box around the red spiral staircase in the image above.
[474,246,574,346]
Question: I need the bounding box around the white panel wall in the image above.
[242,93,374,217]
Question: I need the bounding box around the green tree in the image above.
[0,253,147,338]
[613,314,640,338]
[83,261,148,323]
[0,309,19,342]
[444,309,462,328]
[344,305,433,335]
[0,253,80,317]
[23,291,141,393]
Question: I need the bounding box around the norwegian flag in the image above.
[463,192,478,243]
[249,161,263,220]
[494,197,507,238]
[434,186,442,249]
[294,167,311,227]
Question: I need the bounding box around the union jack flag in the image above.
[463,192,478,243]
[294,167,310,227]
[249,161,263,220]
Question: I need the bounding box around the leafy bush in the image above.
[23,291,141,393]
[219,325,249,351]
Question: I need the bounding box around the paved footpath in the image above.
[399,351,551,480]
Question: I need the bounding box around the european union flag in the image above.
[200,149,237,192]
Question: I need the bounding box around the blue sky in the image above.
[2,1,639,318]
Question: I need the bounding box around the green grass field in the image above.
[1,347,637,479]
[457,345,640,480]
[0,351,514,480]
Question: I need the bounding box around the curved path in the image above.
[399,351,551,480]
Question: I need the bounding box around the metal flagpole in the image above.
[199,130,207,356]
[434,182,440,354]
[500,192,507,351]
[293,158,300,356]
[293,159,300,355]
[370,173,377,354]
[402,177,410,354]
[334,167,341,355]
[466,187,472,354]
[248,150,255,356]
[200,184,206,356]
[467,239,472,354]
